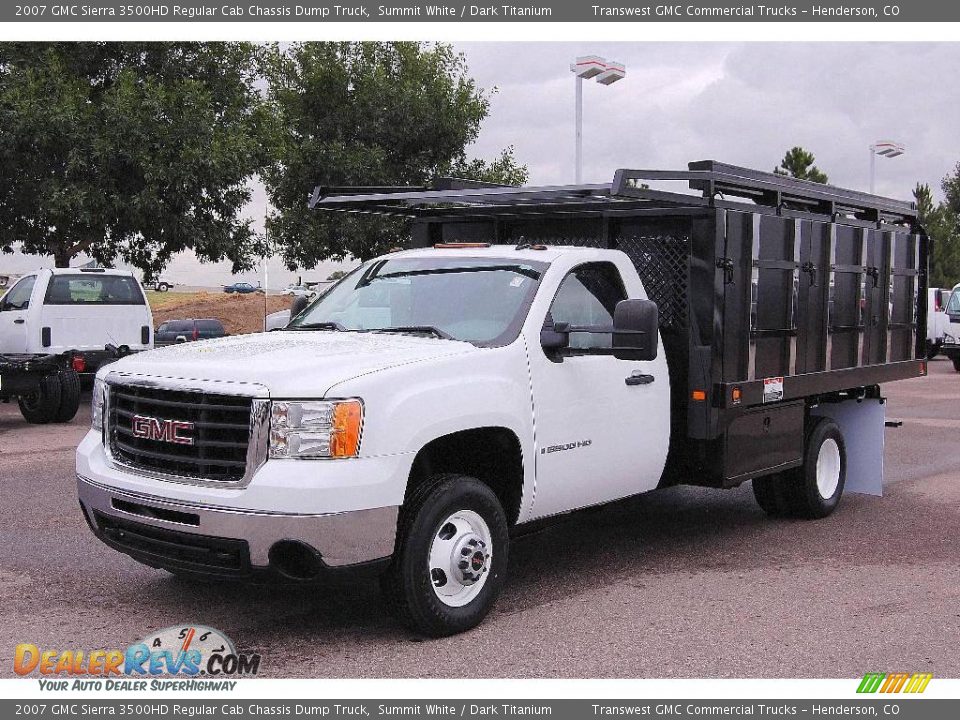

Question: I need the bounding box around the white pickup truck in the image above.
[77,162,928,636]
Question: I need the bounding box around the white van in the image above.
[0,268,153,375]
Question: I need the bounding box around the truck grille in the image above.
[108,384,253,483]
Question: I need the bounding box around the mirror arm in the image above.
[555,323,648,337]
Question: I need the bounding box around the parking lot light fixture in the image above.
[571,56,626,184]
[869,140,905,194]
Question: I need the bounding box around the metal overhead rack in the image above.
[310,160,918,225]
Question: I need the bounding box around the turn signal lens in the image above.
[331,400,363,458]
[691,389,707,402]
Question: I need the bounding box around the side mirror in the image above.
[290,295,310,318]
[613,299,659,362]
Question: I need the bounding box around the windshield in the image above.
[288,256,547,346]
[947,290,960,314]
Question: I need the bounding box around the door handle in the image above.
[625,373,655,386]
[13,318,25,324]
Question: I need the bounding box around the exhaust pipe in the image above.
[268,540,323,581]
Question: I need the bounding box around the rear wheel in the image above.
[754,417,846,519]
[952,357,960,372]
[752,473,792,517]
[381,474,509,637]
[18,374,62,424]
[925,340,941,360]
[53,368,81,423]
[157,283,170,292]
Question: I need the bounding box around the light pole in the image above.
[869,140,904,194]
[571,56,625,184]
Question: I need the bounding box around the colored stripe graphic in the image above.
[857,673,885,693]
[905,673,933,693]
[857,673,932,694]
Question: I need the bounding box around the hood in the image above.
[103,330,477,397]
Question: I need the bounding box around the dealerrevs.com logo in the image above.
[857,673,933,694]
[14,626,260,691]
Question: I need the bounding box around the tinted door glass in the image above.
[1,276,36,310]
[547,263,627,350]
[196,320,225,335]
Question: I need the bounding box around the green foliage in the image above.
[446,147,529,187]
[916,175,960,289]
[773,147,829,184]
[262,42,528,266]
[0,42,270,272]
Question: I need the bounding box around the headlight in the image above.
[91,377,106,432]
[269,400,363,459]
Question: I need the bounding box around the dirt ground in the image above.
[147,291,292,335]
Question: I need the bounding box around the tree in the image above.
[917,173,960,289]
[0,42,271,272]
[773,147,829,184]
[262,42,528,267]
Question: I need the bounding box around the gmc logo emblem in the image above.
[131,414,195,446]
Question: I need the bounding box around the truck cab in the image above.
[941,283,960,370]
[0,267,153,375]
[76,161,927,637]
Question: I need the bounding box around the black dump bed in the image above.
[313,161,928,487]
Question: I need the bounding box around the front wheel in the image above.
[381,474,509,637]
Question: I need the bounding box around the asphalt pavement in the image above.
[1,359,958,678]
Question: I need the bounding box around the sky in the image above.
[4,41,959,289]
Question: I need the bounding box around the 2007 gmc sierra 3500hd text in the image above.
[77,162,929,636]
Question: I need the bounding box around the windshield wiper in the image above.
[372,326,454,340]
[289,321,347,332]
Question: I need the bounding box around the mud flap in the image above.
[810,397,885,496]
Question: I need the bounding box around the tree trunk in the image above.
[54,247,71,268]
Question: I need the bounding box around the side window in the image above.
[546,263,627,350]
[1,275,36,311]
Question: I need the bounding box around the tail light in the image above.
[192,325,199,341]
[71,354,86,373]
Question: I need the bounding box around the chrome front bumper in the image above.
[77,474,399,572]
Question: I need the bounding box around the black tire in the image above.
[158,283,170,292]
[752,473,793,517]
[381,474,509,637]
[53,368,81,423]
[780,417,846,519]
[952,357,960,373]
[924,340,941,360]
[17,373,62,424]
